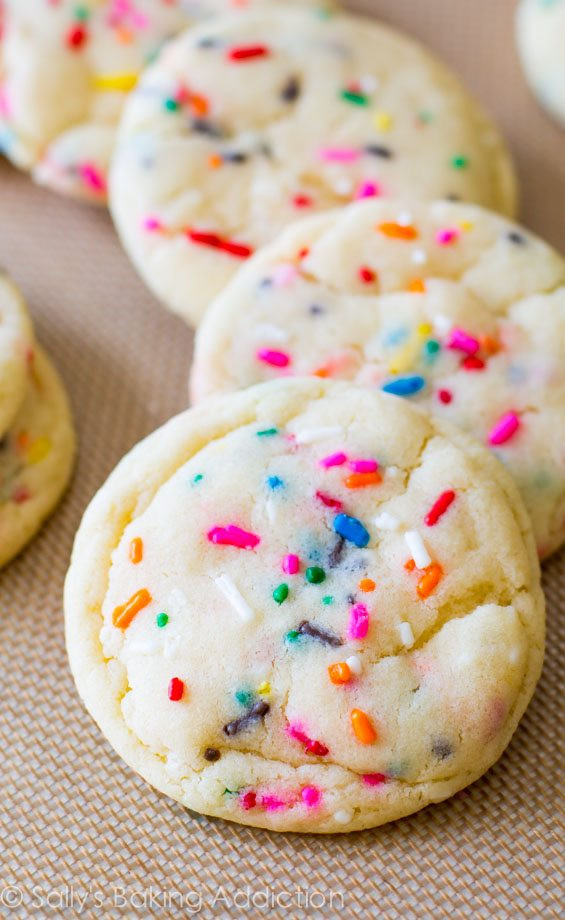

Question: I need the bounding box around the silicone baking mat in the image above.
[0,1,562,916]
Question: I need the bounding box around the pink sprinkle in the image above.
[355,180,380,200]
[437,389,453,404]
[240,791,257,810]
[260,795,286,812]
[447,327,480,355]
[78,162,106,194]
[362,773,387,787]
[143,216,162,232]
[282,553,299,575]
[272,263,297,287]
[207,525,260,549]
[488,411,520,446]
[315,490,343,510]
[320,451,347,468]
[301,786,322,807]
[287,723,329,757]
[318,146,360,164]
[257,348,291,368]
[347,603,369,640]
[348,458,378,474]
[436,227,459,246]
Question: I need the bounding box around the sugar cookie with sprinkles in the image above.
[516,0,565,127]
[0,0,329,202]
[108,7,517,325]
[192,199,565,558]
[65,378,544,833]
[0,270,35,437]
[0,347,75,568]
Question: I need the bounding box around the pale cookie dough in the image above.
[0,1,329,201]
[65,378,544,833]
[0,346,75,568]
[192,200,565,558]
[108,8,517,325]
[516,0,565,127]
[0,271,35,437]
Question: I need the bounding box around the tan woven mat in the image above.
[0,0,563,916]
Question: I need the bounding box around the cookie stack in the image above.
[2,1,554,833]
[0,272,74,567]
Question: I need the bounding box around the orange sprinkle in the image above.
[481,334,501,356]
[351,708,377,744]
[358,578,376,592]
[408,278,426,293]
[116,26,134,44]
[404,558,416,572]
[208,153,223,169]
[345,470,382,489]
[112,588,152,629]
[378,222,418,241]
[417,563,443,599]
[328,662,352,685]
[129,537,143,564]
[313,366,331,378]
[190,93,209,117]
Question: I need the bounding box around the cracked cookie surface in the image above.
[65,378,544,832]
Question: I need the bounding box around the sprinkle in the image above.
[358,265,377,283]
[227,44,270,61]
[93,71,138,91]
[488,411,520,446]
[297,620,342,647]
[78,163,106,194]
[257,348,290,368]
[362,773,387,786]
[447,327,480,355]
[281,75,301,102]
[187,229,253,259]
[404,531,432,569]
[257,427,278,437]
[301,786,321,807]
[374,111,393,131]
[257,681,271,696]
[365,144,393,159]
[382,375,425,397]
[215,574,255,623]
[378,222,418,241]
[436,227,459,246]
[240,791,257,809]
[425,490,456,526]
[351,709,377,744]
[27,437,51,464]
[373,511,399,530]
[462,355,485,370]
[168,677,185,702]
[398,621,415,648]
[359,578,375,592]
[163,97,180,112]
[322,595,334,605]
[282,554,299,575]
[273,584,289,605]
[437,388,453,404]
[224,701,269,736]
[334,513,370,548]
[411,248,428,265]
[295,426,343,444]
[315,490,342,510]
[305,566,326,584]
[293,193,313,208]
[66,24,88,49]
[204,747,221,762]
[328,662,352,684]
[320,451,347,468]
[417,563,443,599]
[235,689,254,707]
[345,470,382,489]
[156,612,168,628]
[346,655,363,676]
[408,278,426,293]
[340,88,369,106]
[347,603,369,640]
[318,146,360,163]
[143,216,162,232]
[349,458,378,474]
[112,588,152,630]
[356,182,379,200]
[267,475,284,490]
[334,809,353,824]
[129,537,143,564]
[208,525,260,549]
[287,723,329,756]
[451,154,469,169]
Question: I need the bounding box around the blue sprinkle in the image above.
[382,375,426,397]
[383,326,409,347]
[333,513,370,548]
[267,475,284,489]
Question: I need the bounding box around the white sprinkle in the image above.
[295,425,343,445]
[168,588,189,615]
[411,247,428,265]
[346,655,362,676]
[385,465,402,480]
[215,574,255,623]
[165,753,187,780]
[404,530,432,569]
[333,809,353,825]
[374,511,400,531]
[396,211,413,227]
[164,633,181,659]
[127,637,160,656]
[398,621,415,648]
[433,314,452,335]
[265,498,278,524]
[254,323,289,343]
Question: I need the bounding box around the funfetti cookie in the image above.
[0,271,35,437]
[0,1,330,202]
[516,0,565,127]
[108,8,517,326]
[191,200,565,559]
[0,347,75,568]
[65,378,544,834]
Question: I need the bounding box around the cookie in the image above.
[108,8,517,325]
[0,1,329,201]
[191,200,565,558]
[65,378,544,833]
[0,271,35,436]
[516,0,565,127]
[0,346,75,568]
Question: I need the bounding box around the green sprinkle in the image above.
[74,6,90,21]
[156,612,169,628]
[340,89,369,106]
[305,566,326,585]
[273,583,289,604]
[285,629,300,643]
[163,98,180,112]
[223,787,238,796]
[451,154,469,169]
[235,689,254,707]
[256,427,278,437]
[193,473,203,484]
[322,595,334,605]
[423,339,441,364]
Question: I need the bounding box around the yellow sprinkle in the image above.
[27,437,51,465]
[417,322,433,336]
[374,110,393,132]
[459,220,473,232]
[257,682,271,696]
[388,336,420,374]
[92,72,139,92]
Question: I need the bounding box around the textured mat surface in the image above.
[0,1,563,917]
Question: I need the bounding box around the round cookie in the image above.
[191,200,565,558]
[109,8,517,325]
[65,378,544,833]
[0,270,35,436]
[0,1,330,201]
[516,0,565,127]
[0,346,75,568]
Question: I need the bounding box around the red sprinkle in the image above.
[462,355,485,371]
[362,773,387,787]
[293,194,313,208]
[227,44,270,61]
[437,389,453,404]
[187,229,253,259]
[65,24,88,50]
[315,490,343,510]
[257,348,290,368]
[425,490,456,526]
[168,677,184,701]
[241,791,257,810]
[359,266,376,284]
